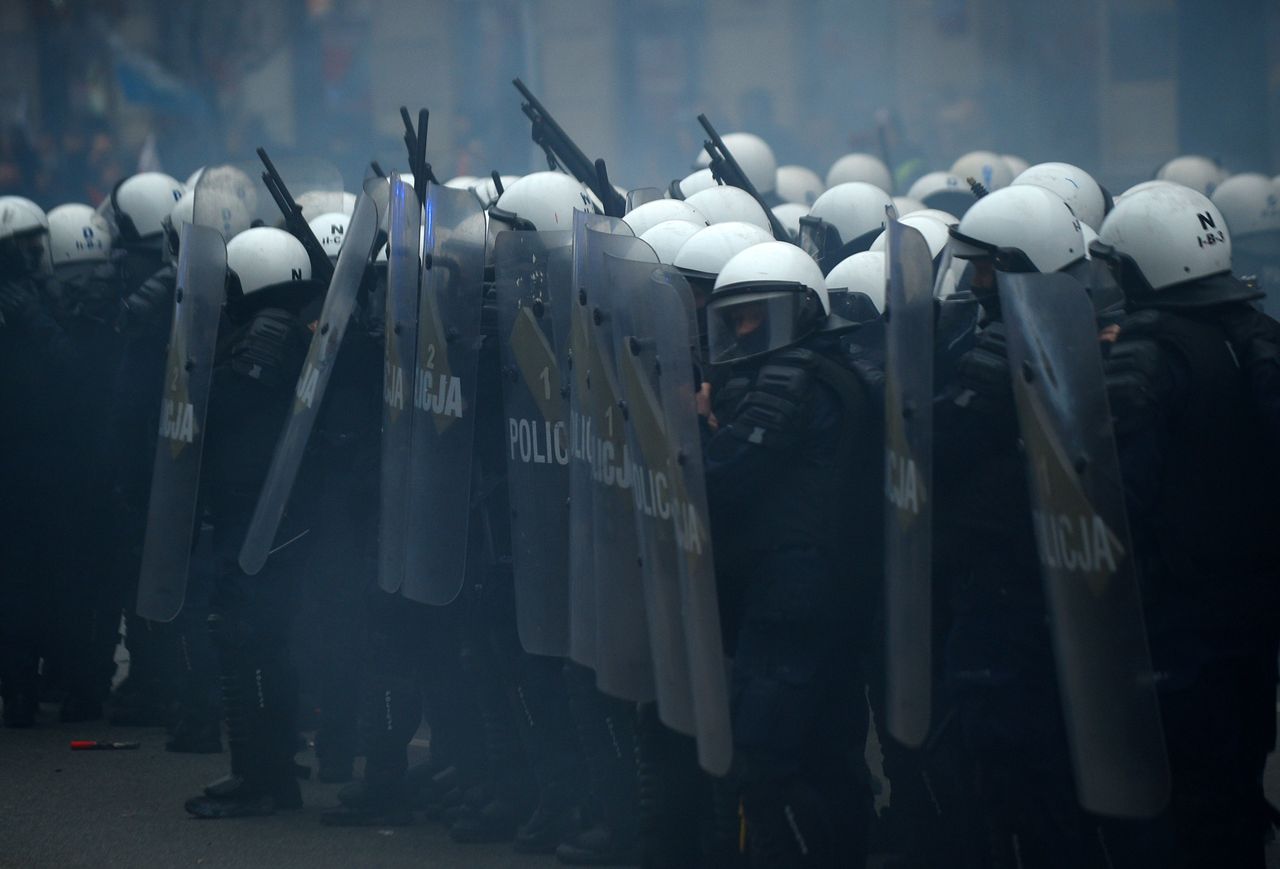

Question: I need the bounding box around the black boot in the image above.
[556,664,640,866]
[320,672,418,827]
[739,779,836,869]
[185,617,300,819]
[448,661,534,844]
[636,703,703,868]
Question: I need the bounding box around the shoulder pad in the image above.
[227,307,306,388]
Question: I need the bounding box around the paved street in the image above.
[3,700,1280,868]
[0,709,560,869]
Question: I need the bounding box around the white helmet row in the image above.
[494,171,598,231]
[693,132,776,195]
[48,203,113,266]
[1156,155,1226,198]
[639,219,703,265]
[672,221,774,281]
[770,202,809,241]
[800,181,893,271]
[111,171,185,242]
[0,196,48,242]
[683,186,771,232]
[308,212,351,259]
[1011,161,1106,230]
[905,171,974,218]
[622,198,707,237]
[949,184,1085,274]
[707,241,829,365]
[1096,184,1234,296]
[826,153,892,194]
[825,250,885,315]
[775,165,824,206]
[1210,173,1280,240]
[226,226,312,296]
[950,151,1013,192]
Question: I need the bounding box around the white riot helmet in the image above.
[1156,155,1226,197]
[443,175,479,190]
[308,212,350,259]
[296,190,346,223]
[161,189,196,260]
[891,196,926,216]
[494,171,597,232]
[692,132,776,195]
[47,204,113,268]
[672,221,774,283]
[905,171,975,218]
[639,220,704,266]
[870,213,952,260]
[949,185,1085,274]
[707,241,829,365]
[824,250,886,319]
[1094,184,1257,307]
[1117,179,1179,202]
[1001,154,1030,178]
[825,153,893,194]
[771,203,809,242]
[683,186,771,232]
[226,226,314,305]
[950,151,1013,192]
[110,171,185,243]
[622,199,707,237]
[913,208,960,227]
[1210,173,1280,241]
[0,197,51,274]
[1011,162,1106,230]
[473,174,523,208]
[671,167,718,200]
[775,165,824,206]
[799,181,893,273]
[192,164,259,240]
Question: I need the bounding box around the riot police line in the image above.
[1,95,1279,869]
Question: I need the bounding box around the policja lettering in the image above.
[507,415,569,465]
[159,397,196,443]
[1032,508,1119,575]
[414,367,464,419]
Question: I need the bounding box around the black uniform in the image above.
[705,333,881,868]
[184,303,314,818]
[1103,302,1280,869]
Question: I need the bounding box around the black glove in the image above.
[954,321,1011,411]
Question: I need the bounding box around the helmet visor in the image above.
[706,286,810,365]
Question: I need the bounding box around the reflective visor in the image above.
[705,286,808,365]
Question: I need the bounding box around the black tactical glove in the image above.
[953,321,1011,411]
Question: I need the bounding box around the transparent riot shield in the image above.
[998,270,1170,818]
[609,254,733,775]
[376,175,422,594]
[882,219,936,748]
[236,182,383,575]
[136,223,227,621]
[400,184,488,605]
[578,222,658,703]
[495,229,575,656]
[193,158,343,242]
[566,211,635,671]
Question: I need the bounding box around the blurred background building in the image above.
[1,0,1277,205]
